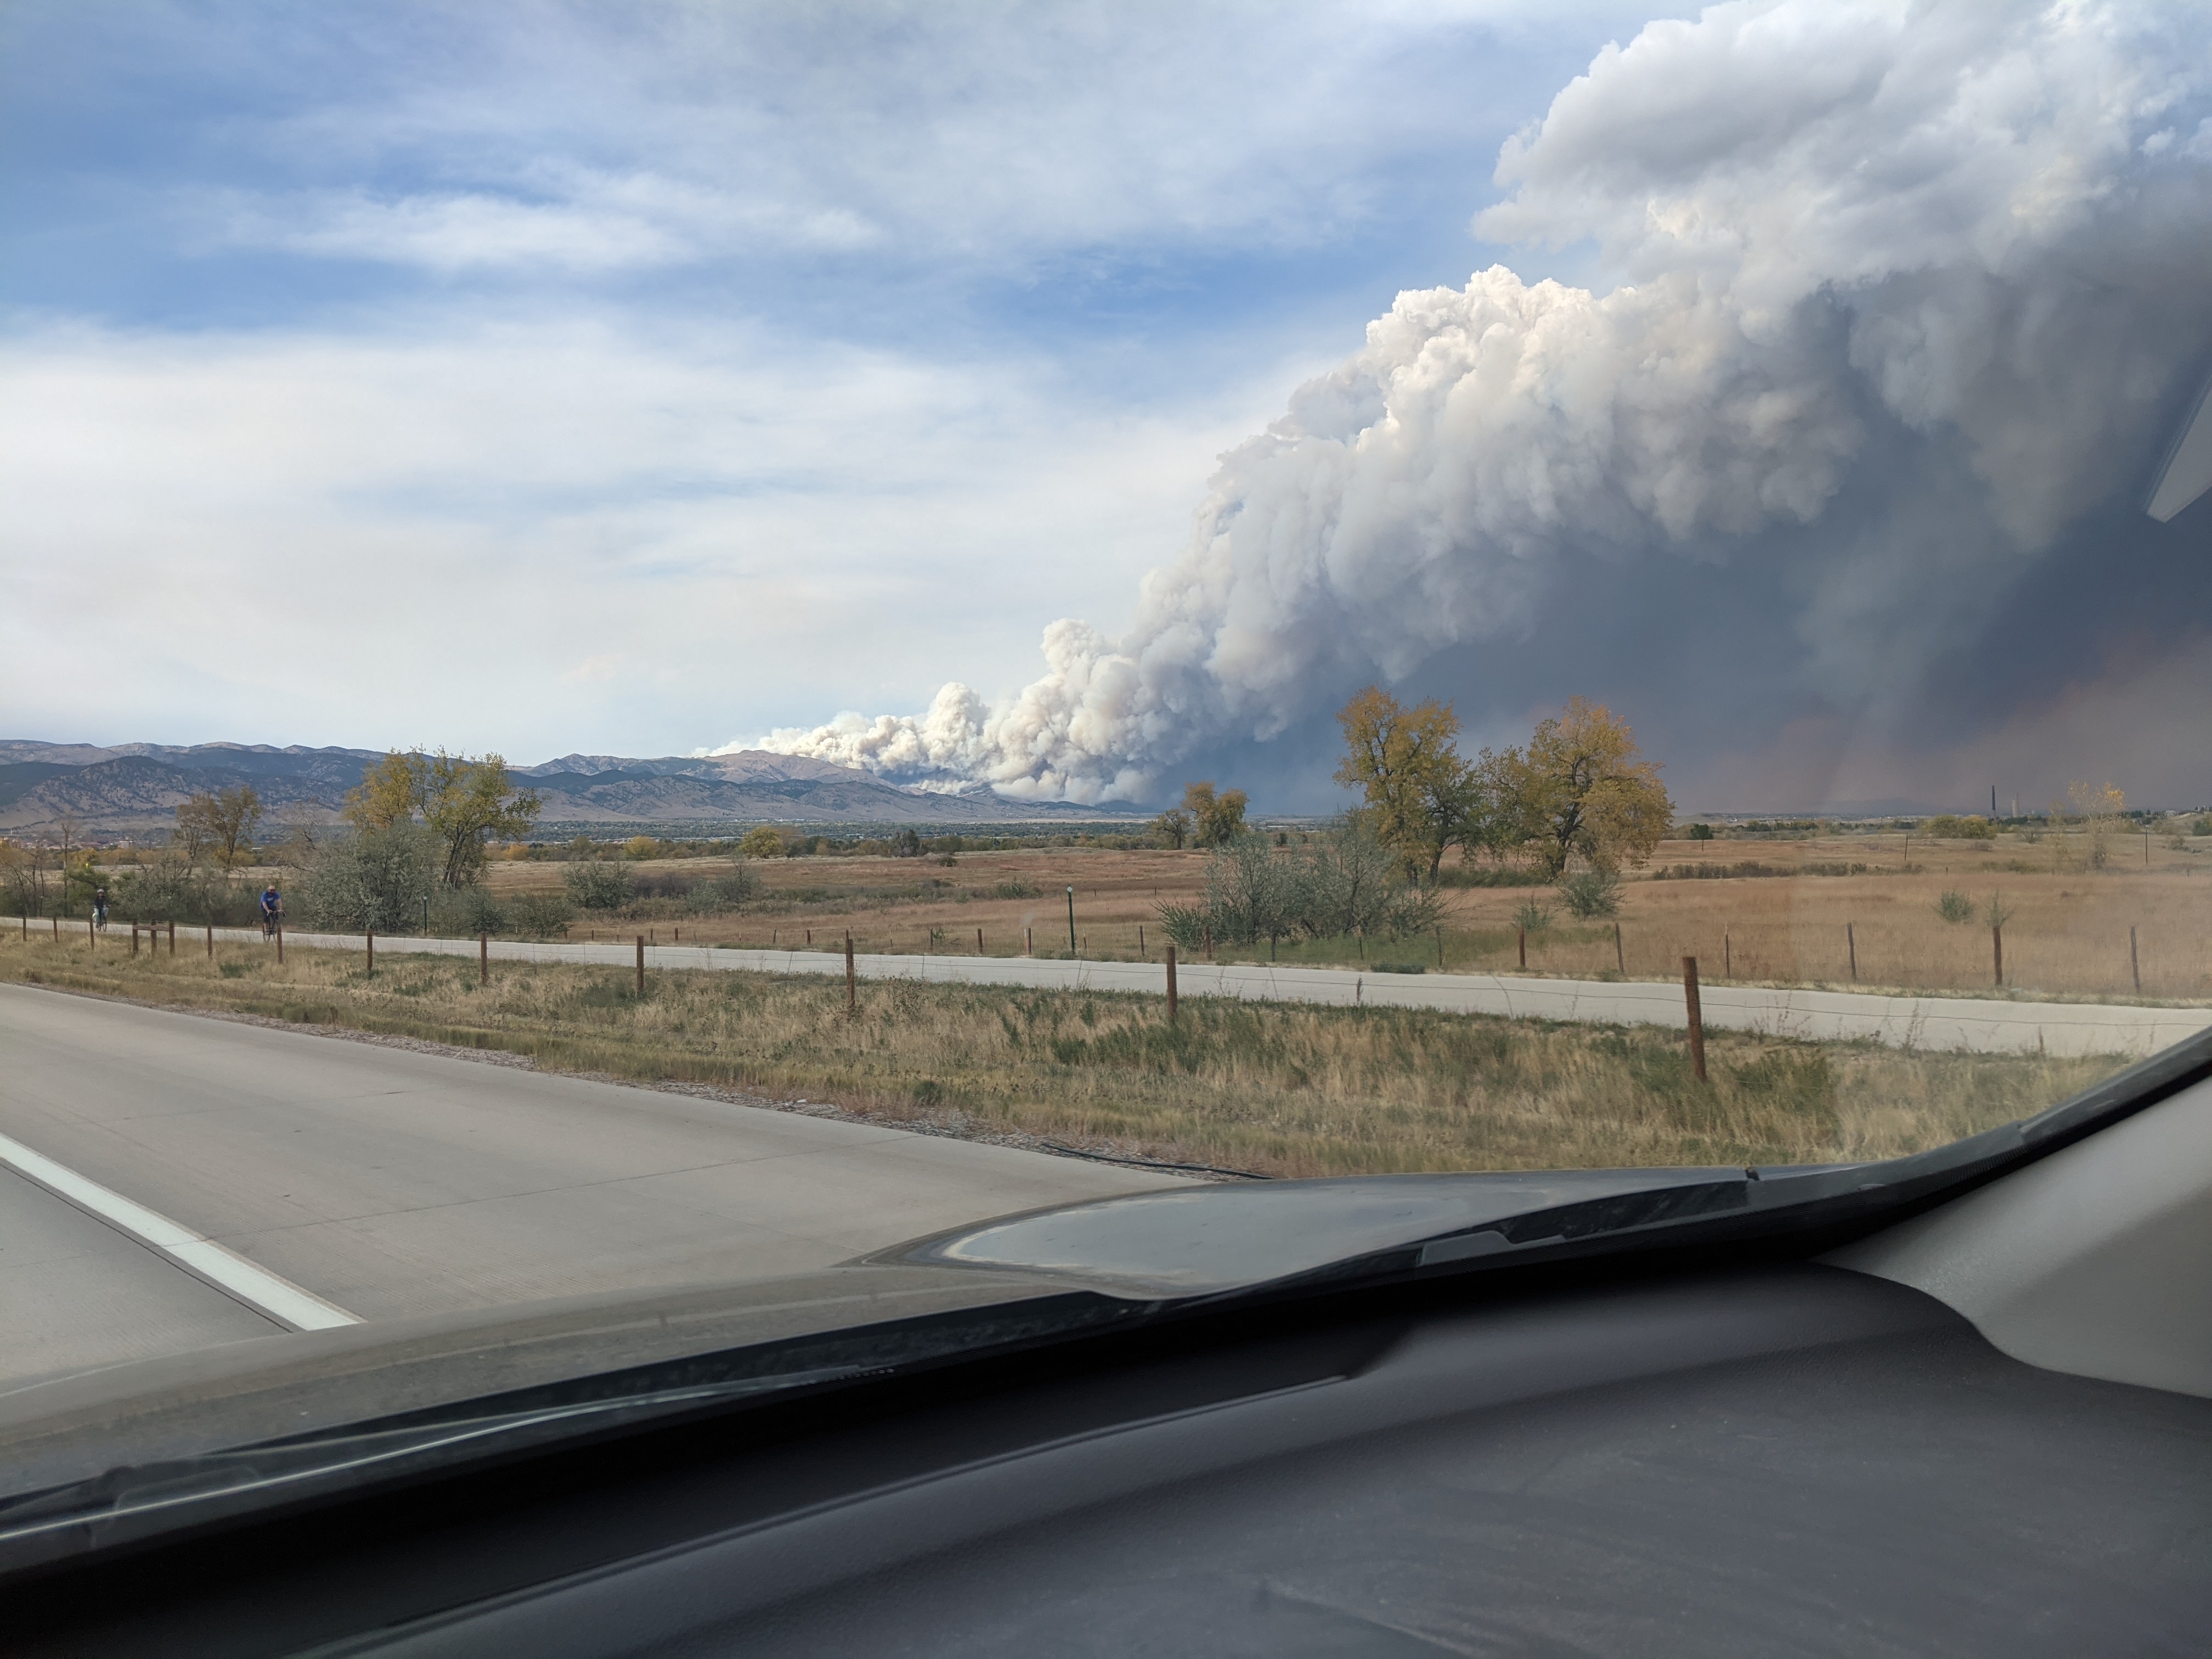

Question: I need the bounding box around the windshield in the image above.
[2,0,2207,1536]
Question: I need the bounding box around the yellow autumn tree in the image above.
[1496,698,1671,877]
[1332,686,1495,879]
[345,749,540,887]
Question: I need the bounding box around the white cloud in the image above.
[0,313,1263,758]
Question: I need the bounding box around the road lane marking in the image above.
[0,1130,360,1331]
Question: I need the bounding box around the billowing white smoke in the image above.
[761,0,2212,802]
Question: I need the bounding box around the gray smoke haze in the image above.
[756,0,2212,808]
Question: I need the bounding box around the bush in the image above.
[1513,898,1555,934]
[111,861,234,924]
[1923,815,1996,840]
[435,885,505,936]
[296,824,439,933]
[686,867,760,915]
[1686,822,1714,840]
[563,859,637,911]
[1437,863,1547,889]
[994,879,1041,899]
[505,893,575,938]
[1557,869,1622,919]
[1933,890,1974,924]
[1155,825,1441,950]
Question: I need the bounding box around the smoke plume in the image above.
[757,0,2212,803]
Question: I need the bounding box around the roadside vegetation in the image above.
[0,932,2114,1178]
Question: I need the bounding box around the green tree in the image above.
[1332,686,1499,880]
[1182,781,1249,848]
[345,749,540,888]
[1150,808,1193,849]
[1496,698,1672,877]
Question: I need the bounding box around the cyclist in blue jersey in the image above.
[259,884,283,939]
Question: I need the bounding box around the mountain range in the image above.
[0,741,1143,840]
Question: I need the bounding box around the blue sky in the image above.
[1,0,1672,763]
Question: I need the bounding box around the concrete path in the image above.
[161,923,2212,1060]
[0,983,1184,1385]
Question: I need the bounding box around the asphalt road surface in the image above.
[0,984,1184,1386]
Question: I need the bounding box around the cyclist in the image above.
[259,884,283,940]
[91,885,110,932]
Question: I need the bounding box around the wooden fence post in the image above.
[1517,925,1526,969]
[635,935,645,994]
[1682,955,1707,1083]
[168,920,175,955]
[276,924,283,964]
[1991,923,2004,988]
[1613,921,1624,975]
[1025,926,1034,956]
[1723,928,1731,979]
[131,923,139,956]
[1166,944,1178,1021]
[845,932,856,1014]
[367,928,375,976]
[205,921,212,956]
[88,916,95,945]
[1138,925,1145,959]
[1847,923,1857,981]
[1066,887,1077,954]
[1436,928,1444,968]
[977,927,984,955]
[479,932,489,986]
[2130,925,2141,995]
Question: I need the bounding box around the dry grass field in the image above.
[472,830,2212,1002]
[0,928,2120,1178]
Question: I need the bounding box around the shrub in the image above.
[1156,825,1442,950]
[1557,869,1622,919]
[505,893,575,938]
[111,861,233,924]
[1933,890,1974,923]
[1923,815,1996,840]
[685,867,759,915]
[994,879,1041,900]
[296,824,440,933]
[623,836,662,860]
[438,885,505,935]
[563,859,637,912]
[1513,898,1555,934]
[1686,822,1714,840]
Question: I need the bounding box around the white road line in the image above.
[0,1130,360,1331]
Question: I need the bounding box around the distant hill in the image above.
[0,741,1144,840]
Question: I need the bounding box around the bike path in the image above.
[139,922,2212,1059]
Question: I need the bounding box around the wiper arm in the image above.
[0,1363,871,1553]
[0,1288,1144,1573]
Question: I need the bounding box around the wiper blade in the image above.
[0,1289,1144,1573]
[0,1364,869,1552]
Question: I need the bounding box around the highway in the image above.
[0,984,1184,1386]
